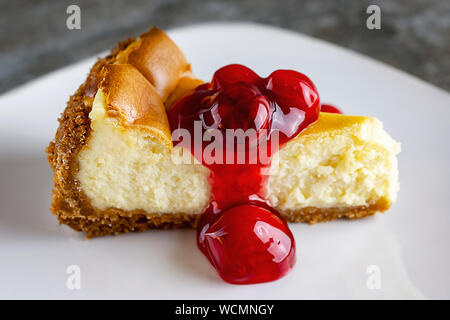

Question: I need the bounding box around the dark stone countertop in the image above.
[1,0,449,94]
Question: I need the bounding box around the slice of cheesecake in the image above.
[268,112,399,223]
[47,27,400,237]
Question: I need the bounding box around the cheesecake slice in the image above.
[47,27,400,237]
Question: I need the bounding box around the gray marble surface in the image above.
[1,0,449,94]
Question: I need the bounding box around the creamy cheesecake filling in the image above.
[77,90,211,214]
[77,90,400,214]
[268,118,400,210]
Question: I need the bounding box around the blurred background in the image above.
[0,0,449,94]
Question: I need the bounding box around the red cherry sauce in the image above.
[167,64,320,284]
[321,104,342,114]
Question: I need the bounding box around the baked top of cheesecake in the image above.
[47,27,400,240]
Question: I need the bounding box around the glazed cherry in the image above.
[321,104,342,114]
[266,70,320,114]
[212,64,260,90]
[202,83,271,132]
[265,70,320,140]
[201,204,296,284]
[219,84,270,132]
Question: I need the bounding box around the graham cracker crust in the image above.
[56,202,388,238]
[46,34,391,239]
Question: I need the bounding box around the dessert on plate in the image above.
[47,27,400,284]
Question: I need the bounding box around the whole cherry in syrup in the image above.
[202,204,296,284]
[321,104,342,114]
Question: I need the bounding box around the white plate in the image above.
[0,23,449,299]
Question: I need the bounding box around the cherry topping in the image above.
[212,64,260,90]
[321,104,342,114]
[201,204,296,284]
[167,64,321,285]
[266,70,320,137]
[266,70,319,114]
[220,84,270,131]
[209,83,271,132]
[169,64,321,152]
